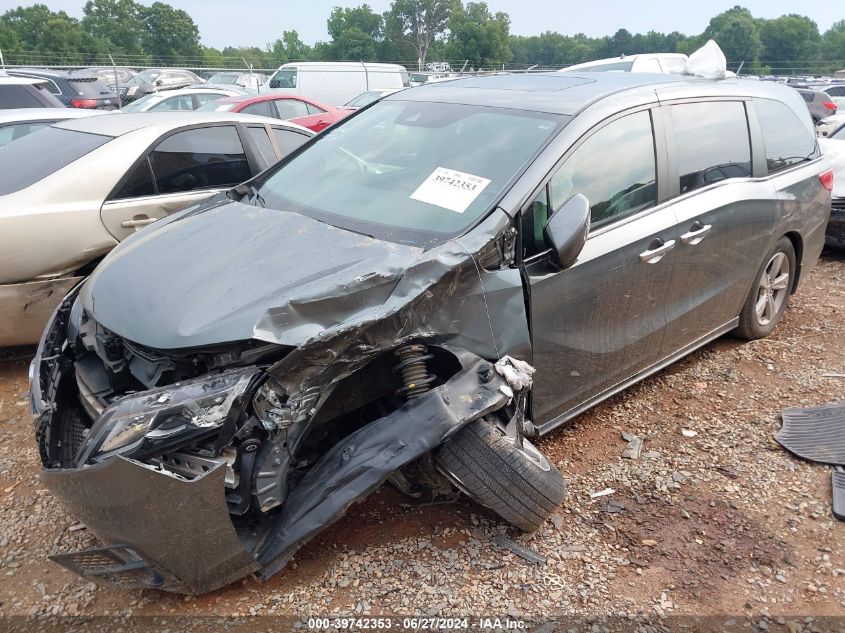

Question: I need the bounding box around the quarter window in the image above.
[246,126,277,164]
[550,110,657,226]
[115,159,156,199]
[275,99,309,119]
[0,85,42,108]
[306,103,326,115]
[149,126,250,194]
[755,98,817,173]
[271,128,310,157]
[671,102,751,194]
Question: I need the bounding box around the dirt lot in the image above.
[0,251,844,627]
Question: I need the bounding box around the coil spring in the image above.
[394,344,436,399]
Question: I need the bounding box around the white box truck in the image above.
[266,62,410,106]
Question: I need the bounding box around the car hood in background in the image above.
[81,199,423,349]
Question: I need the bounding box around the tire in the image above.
[735,236,796,340]
[434,417,566,532]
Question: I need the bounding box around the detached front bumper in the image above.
[43,455,257,593]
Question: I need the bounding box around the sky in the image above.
[0,0,838,50]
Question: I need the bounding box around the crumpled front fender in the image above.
[255,356,510,579]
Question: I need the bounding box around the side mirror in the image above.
[543,193,590,270]
[269,79,280,89]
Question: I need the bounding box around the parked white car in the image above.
[0,108,105,147]
[266,62,410,106]
[0,112,313,345]
[120,87,246,112]
[561,53,688,74]
[817,113,845,137]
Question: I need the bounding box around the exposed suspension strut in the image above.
[394,344,436,399]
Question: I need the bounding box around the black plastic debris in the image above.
[490,534,546,565]
[775,403,845,465]
[833,468,845,522]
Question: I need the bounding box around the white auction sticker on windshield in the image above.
[410,167,491,213]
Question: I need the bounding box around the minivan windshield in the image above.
[258,100,563,247]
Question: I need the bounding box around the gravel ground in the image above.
[0,252,843,628]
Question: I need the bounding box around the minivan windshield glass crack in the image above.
[257,101,563,247]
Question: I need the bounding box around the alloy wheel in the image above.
[755,251,790,326]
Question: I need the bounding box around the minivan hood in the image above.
[82,200,422,349]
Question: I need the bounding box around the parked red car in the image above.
[197,94,351,133]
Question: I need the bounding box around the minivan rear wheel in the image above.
[735,236,795,340]
[434,417,566,532]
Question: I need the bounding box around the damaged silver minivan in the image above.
[32,73,831,593]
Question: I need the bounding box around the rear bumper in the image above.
[0,276,82,347]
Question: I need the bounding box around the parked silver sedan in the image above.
[0,112,313,345]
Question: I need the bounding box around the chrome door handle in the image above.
[680,224,712,245]
[639,239,676,263]
[121,218,157,228]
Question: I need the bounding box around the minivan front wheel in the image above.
[736,237,795,340]
[434,417,566,532]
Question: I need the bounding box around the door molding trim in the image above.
[536,317,739,436]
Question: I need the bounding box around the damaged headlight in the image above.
[80,367,259,463]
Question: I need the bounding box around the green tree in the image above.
[386,0,456,69]
[82,0,145,56]
[139,2,201,64]
[705,7,761,64]
[268,30,312,62]
[1,4,105,64]
[335,26,378,60]
[327,4,382,40]
[446,2,511,67]
[822,20,845,69]
[325,4,382,61]
[759,15,820,70]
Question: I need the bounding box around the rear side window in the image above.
[150,94,194,111]
[0,127,110,195]
[671,102,751,194]
[827,86,845,97]
[195,93,222,106]
[275,99,309,119]
[0,122,52,147]
[246,126,276,164]
[550,110,656,226]
[243,101,275,118]
[755,98,817,173]
[0,85,41,108]
[271,128,310,157]
[149,126,250,194]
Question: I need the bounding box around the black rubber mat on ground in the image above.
[833,470,845,522]
[775,403,845,465]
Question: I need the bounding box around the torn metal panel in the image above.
[41,457,257,594]
[0,275,82,346]
[256,357,510,578]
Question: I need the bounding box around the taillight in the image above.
[70,99,98,108]
[819,170,834,192]
[823,101,837,111]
